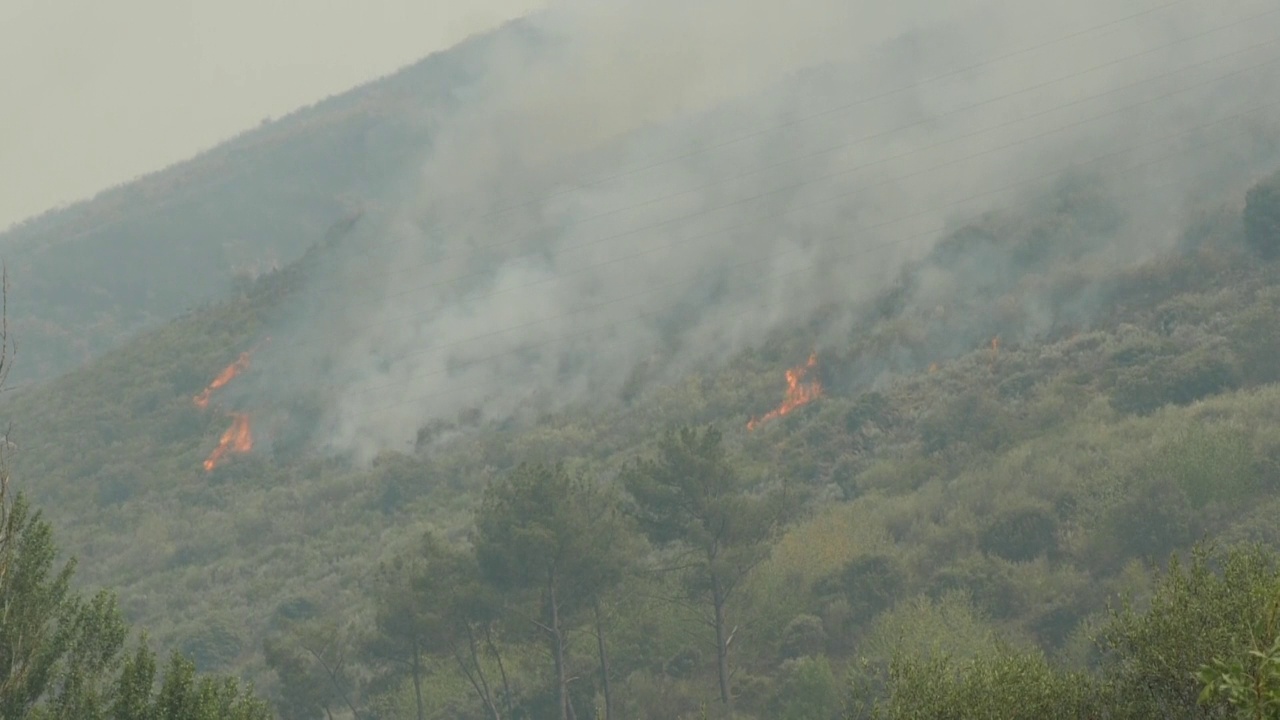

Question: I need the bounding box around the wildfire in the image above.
[989,336,1001,368]
[193,344,265,471]
[747,352,823,431]
[203,413,253,472]
[193,352,251,409]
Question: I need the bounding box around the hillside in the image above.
[7,162,1280,716]
[0,17,546,385]
[9,0,1280,716]
[7,0,1275,400]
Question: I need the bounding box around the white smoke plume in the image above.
[257,0,1280,461]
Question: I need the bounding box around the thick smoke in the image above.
[258,0,1280,461]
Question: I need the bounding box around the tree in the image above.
[0,268,269,719]
[1244,169,1280,259]
[473,462,632,720]
[372,534,448,720]
[371,531,513,720]
[1199,635,1280,720]
[264,617,363,720]
[0,462,134,720]
[772,656,841,720]
[859,648,1097,720]
[1197,573,1280,719]
[105,638,270,720]
[621,425,794,711]
[1102,544,1280,719]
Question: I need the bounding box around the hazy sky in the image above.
[0,0,549,230]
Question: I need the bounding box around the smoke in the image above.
[256,0,1280,461]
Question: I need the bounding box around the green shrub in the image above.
[1100,544,1280,718]
[1147,422,1259,509]
[1093,476,1197,569]
[178,617,243,670]
[780,614,829,661]
[919,390,1016,456]
[814,554,906,628]
[844,392,894,433]
[1230,300,1280,385]
[978,505,1058,562]
[773,656,842,720]
[1110,347,1240,415]
[930,556,1022,620]
[862,648,1097,720]
[664,646,702,679]
[864,591,1002,664]
[854,453,941,495]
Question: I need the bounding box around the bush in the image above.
[1244,169,1280,258]
[1092,476,1197,571]
[178,617,244,670]
[844,392,894,433]
[772,656,842,720]
[1110,347,1240,415]
[918,390,1016,456]
[1230,300,1280,385]
[617,671,700,720]
[1147,422,1259,509]
[664,646,702,679]
[1099,544,1280,718]
[780,614,828,661]
[814,554,906,627]
[978,505,1058,562]
[854,454,940,495]
[865,649,1098,720]
[930,555,1024,620]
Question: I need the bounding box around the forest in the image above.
[3,165,1280,719]
[6,2,1280,713]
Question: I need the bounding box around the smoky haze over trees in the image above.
[235,0,1280,462]
[10,0,1280,718]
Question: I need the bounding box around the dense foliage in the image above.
[7,163,1280,717]
[0,485,269,719]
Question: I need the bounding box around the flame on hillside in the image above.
[204,413,253,472]
[194,352,251,408]
[747,352,823,431]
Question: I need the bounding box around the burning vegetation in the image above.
[194,351,257,471]
[747,352,823,431]
[193,352,250,409]
[203,413,253,472]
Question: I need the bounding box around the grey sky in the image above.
[0,0,549,230]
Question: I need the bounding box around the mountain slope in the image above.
[6,167,1280,703]
[0,17,544,385]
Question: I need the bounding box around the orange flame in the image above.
[928,362,939,374]
[748,352,823,431]
[203,413,253,472]
[194,352,251,408]
[989,336,1000,368]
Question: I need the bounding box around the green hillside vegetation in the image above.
[0,487,272,720]
[6,167,1280,717]
[0,329,270,717]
